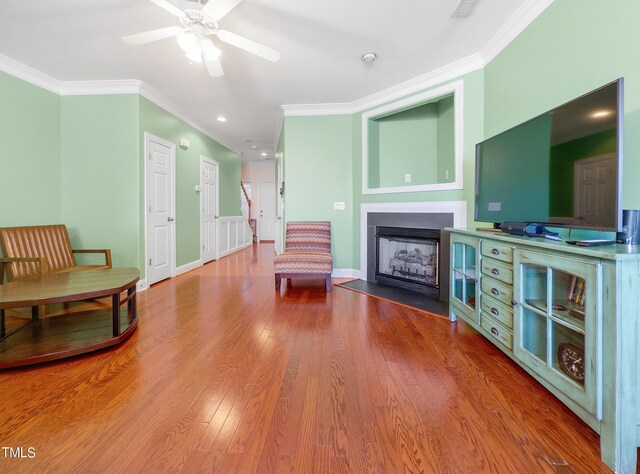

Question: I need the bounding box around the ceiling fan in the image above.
[123,0,280,77]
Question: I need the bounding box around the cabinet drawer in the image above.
[481,314,513,350]
[481,295,513,329]
[481,240,513,263]
[481,275,513,307]
[481,258,513,285]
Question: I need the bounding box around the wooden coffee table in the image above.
[0,268,139,369]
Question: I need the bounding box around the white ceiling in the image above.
[0,0,535,162]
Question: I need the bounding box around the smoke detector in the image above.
[361,52,377,64]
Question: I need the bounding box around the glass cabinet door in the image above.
[451,235,478,322]
[513,250,601,418]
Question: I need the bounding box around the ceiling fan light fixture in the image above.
[177,31,200,53]
[201,40,221,61]
[185,50,203,63]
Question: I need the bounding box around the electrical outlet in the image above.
[404,173,412,183]
[333,202,346,211]
[445,169,449,180]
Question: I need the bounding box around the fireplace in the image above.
[362,204,465,302]
[375,227,440,298]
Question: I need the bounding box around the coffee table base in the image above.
[0,308,137,369]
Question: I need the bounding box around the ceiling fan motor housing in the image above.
[180,1,219,33]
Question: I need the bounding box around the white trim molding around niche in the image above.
[361,80,464,195]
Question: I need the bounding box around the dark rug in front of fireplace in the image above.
[336,279,449,318]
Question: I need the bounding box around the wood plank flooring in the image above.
[0,243,611,473]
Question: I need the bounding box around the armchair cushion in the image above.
[274,221,332,292]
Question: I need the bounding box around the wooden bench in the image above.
[0,225,112,284]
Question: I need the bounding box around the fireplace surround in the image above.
[360,201,467,302]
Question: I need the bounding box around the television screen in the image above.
[475,79,623,232]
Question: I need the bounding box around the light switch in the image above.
[333,202,346,211]
[404,173,412,183]
[194,185,201,193]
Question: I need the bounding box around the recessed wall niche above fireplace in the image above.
[360,202,467,303]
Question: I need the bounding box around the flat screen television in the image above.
[475,79,623,232]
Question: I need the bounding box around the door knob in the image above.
[167,217,174,222]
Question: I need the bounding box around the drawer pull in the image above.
[491,268,500,276]
[491,307,499,316]
[491,248,500,255]
[490,327,499,336]
[511,299,517,306]
[491,288,500,296]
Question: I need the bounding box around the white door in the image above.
[201,157,219,263]
[573,154,615,228]
[259,181,276,241]
[275,156,284,253]
[146,134,176,286]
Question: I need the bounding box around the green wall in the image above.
[376,103,439,187]
[139,97,241,268]
[484,0,640,210]
[61,95,139,268]
[0,71,241,277]
[281,72,483,271]
[437,95,455,183]
[0,72,61,227]
[282,115,354,269]
[367,95,455,188]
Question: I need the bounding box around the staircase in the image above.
[241,181,257,243]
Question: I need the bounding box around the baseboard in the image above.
[220,241,252,258]
[136,279,148,292]
[176,259,203,276]
[332,268,361,279]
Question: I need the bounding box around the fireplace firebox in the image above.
[375,226,440,298]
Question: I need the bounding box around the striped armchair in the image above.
[274,221,333,292]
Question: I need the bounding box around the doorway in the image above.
[259,181,276,241]
[573,154,615,228]
[201,156,219,264]
[145,133,176,286]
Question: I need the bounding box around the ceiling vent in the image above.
[452,0,479,17]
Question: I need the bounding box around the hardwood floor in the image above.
[0,243,611,473]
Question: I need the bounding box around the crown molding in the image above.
[281,53,483,117]
[0,53,60,94]
[0,53,240,155]
[281,0,552,118]
[59,79,143,96]
[137,82,239,154]
[1,0,552,150]
[281,102,354,117]
[480,0,555,64]
[352,53,484,113]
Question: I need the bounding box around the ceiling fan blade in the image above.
[201,40,224,77]
[202,0,243,21]
[217,29,280,62]
[122,26,184,45]
[204,57,224,77]
[149,0,184,17]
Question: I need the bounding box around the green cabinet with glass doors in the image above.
[448,228,640,474]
